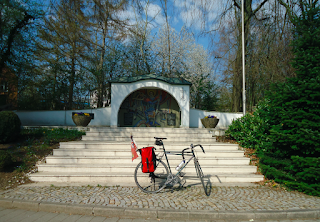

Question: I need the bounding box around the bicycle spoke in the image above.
[134,159,169,193]
[134,138,209,195]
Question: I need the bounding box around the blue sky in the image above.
[36,0,218,50]
[126,0,222,50]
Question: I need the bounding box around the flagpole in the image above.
[242,0,246,116]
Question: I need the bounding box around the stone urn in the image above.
[201,118,219,128]
[72,112,94,127]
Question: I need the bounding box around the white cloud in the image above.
[117,1,166,29]
[173,0,222,31]
[116,8,137,27]
[146,3,165,24]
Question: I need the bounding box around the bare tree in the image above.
[84,0,129,107]
[152,25,217,109]
[36,0,130,109]
[36,0,89,109]
[0,0,38,78]
[181,0,300,112]
[277,0,319,21]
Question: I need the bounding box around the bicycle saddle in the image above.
[154,137,167,140]
[154,137,166,146]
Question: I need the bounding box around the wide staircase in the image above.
[30,127,264,186]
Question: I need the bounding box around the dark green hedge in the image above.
[0,149,12,171]
[226,4,320,197]
[0,111,21,143]
[259,156,320,196]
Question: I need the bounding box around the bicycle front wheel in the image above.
[134,159,169,193]
[194,157,209,196]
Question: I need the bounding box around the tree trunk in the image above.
[68,56,75,110]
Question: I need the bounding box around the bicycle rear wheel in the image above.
[134,159,169,193]
[194,157,209,196]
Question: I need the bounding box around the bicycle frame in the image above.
[134,136,208,195]
[154,137,198,176]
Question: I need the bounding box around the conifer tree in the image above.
[265,2,320,158]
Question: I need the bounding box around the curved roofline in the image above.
[110,74,192,86]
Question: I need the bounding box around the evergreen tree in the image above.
[263,3,320,158]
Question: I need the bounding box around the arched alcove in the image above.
[118,88,181,127]
[110,74,191,128]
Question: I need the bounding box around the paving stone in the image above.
[20,211,53,222]
[104,217,121,222]
[0,185,319,221]
[32,212,60,222]
[47,212,70,222]
[8,209,38,222]
[59,214,83,222]
[0,209,27,221]
[0,208,14,217]
[89,216,110,222]
[75,215,94,222]
[117,219,133,222]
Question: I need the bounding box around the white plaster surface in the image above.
[110,80,190,128]
[15,79,243,128]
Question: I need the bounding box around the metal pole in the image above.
[242,0,246,115]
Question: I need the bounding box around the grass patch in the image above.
[0,128,85,190]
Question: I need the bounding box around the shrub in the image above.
[258,155,320,196]
[225,4,320,196]
[291,156,320,184]
[0,111,21,143]
[226,99,272,151]
[226,113,259,148]
[0,149,12,171]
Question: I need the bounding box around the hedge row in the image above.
[0,111,21,143]
[259,156,320,196]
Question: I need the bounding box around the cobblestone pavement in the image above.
[0,185,319,212]
[1,207,320,222]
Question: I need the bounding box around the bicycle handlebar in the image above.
[189,144,205,153]
[181,144,205,160]
[152,137,205,158]
[197,144,205,154]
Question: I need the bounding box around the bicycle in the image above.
[134,137,210,196]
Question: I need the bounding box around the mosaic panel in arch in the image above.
[118,89,180,127]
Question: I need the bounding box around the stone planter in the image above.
[72,112,94,127]
[201,118,219,128]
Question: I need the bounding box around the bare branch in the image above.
[253,0,269,15]
[277,0,295,21]
[232,0,240,10]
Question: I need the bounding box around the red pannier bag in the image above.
[139,146,156,173]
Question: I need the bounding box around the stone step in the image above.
[59,141,239,151]
[29,172,264,184]
[86,131,214,138]
[81,136,217,143]
[45,156,250,165]
[38,163,258,174]
[53,149,244,158]
[30,127,262,185]
[88,127,227,137]
[89,127,222,132]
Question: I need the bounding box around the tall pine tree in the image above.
[265,2,320,158]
